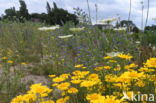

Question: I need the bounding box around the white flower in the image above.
[152,46,156,51]
[69,27,85,32]
[58,35,73,39]
[114,27,127,31]
[99,17,118,24]
[38,25,60,31]
[106,52,123,57]
[136,41,140,44]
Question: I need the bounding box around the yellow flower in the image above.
[72,70,89,79]
[103,95,123,103]
[68,87,78,94]
[11,95,24,103]
[70,79,82,84]
[22,94,36,102]
[7,60,14,63]
[82,66,87,69]
[60,73,70,79]
[28,83,52,97]
[114,67,121,71]
[21,62,27,65]
[104,56,112,59]
[80,80,98,87]
[53,77,65,82]
[105,74,117,82]
[117,71,145,83]
[139,67,154,72]
[57,82,70,90]
[87,73,99,81]
[2,57,7,60]
[103,66,111,70]
[49,75,56,78]
[144,58,156,68]
[52,83,58,87]
[117,53,133,60]
[108,60,117,63]
[94,66,103,71]
[56,96,69,103]
[135,80,145,87]
[41,100,55,103]
[125,63,138,69]
[74,64,84,68]
[86,93,102,101]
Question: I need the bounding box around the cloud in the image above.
[0,0,156,27]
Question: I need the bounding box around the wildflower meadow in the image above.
[0,0,156,103]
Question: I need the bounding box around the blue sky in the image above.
[0,0,156,28]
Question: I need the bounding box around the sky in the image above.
[0,0,156,28]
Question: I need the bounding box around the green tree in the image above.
[119,20,139,33]
[46,2,78,25]
[19,0,29,20]
[4,7,17,20]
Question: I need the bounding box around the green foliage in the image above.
[3,7,17,21]
[46,2,78,25]
[117,20,139,33]
[0,21,155,102]
[19,0,29,20]
[140,31,156,46]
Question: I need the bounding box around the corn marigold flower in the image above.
[22,94,37,102]
[60,73,70,79]
[7,60,14,63]
[87,73,99,81]
[103,66,111,70]
[2,57,7,60]
[41,100,55,103]
[28,83,52,97]
[108,60,117,63]
[48,75,56,78]
[144,58,156,68]
[124,63,138,69]
[80,80,98,87]
[70,79,82,84]
[104,56,112,59]
[11,95,24,103]
[103,95,123,103]
[56,96,69,103]
[94,66,103,71]
[86,93,102,102]
[74,64,84,68]
[53,77,66,82]
[117,53,133,60]
[68,87,78,94]
[21,62,27,65]
[139,67,154,72]
[57,82,70,90]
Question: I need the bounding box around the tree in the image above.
[119,20,139,33]
[30,13,47,22]
[46,2,78,25]
[4,7,17,20]
[19,0,29,20]
[53,2,58,9]
[46,2,52,14]
[73,7,90,24]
